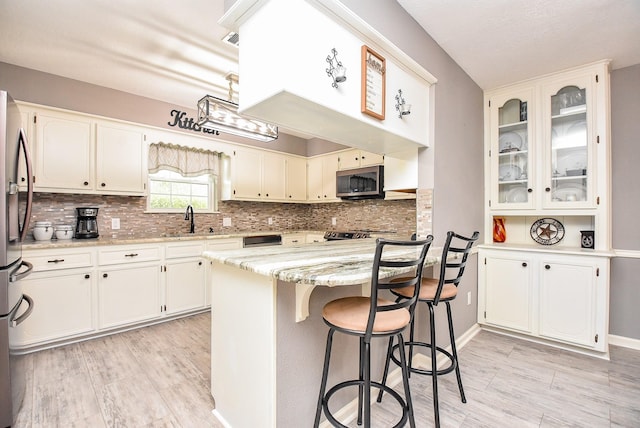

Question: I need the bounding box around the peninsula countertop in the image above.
[203,238,441,287]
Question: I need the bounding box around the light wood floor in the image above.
[12,312,640,427]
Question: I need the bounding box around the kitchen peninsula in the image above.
[203,239,440,428]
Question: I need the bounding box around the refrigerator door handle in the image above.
[10,294,34,327]
[18,128,34,242]
[9,260,33,283]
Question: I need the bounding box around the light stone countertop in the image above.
[21,230,324,250]
[203,238,441,287]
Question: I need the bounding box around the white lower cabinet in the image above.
[538,257,601,348]
[478,247,609,353]
[98,262,162,329]
[9,268,96,348]
[164,242,207,315]
[481,251,534,334]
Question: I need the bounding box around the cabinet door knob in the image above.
[101,183,106,187]
[83,181,89,186]
[84,274,90,279]
[522,262,527,267]
[266,193,269,197]
[527,188,533,193]
[103,273,108,278]
[545,187,551,192]
[545,264,551,270]
[198,261,203,266]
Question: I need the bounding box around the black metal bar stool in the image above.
[313,236,434,428]
[377,231,479,427]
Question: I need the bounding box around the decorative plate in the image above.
[530,218,565,245]
[499,132,523,153]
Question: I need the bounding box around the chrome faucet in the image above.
[185,205,195,233]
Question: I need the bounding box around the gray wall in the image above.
[610,63,640,340]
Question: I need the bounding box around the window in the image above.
[147,170,217,212]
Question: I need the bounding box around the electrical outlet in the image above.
[331,217,337,226]
[268,217,273,225]
[111,218,120,230]
[467,291,471,305]
[223,217,232,227]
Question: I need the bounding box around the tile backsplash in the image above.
[27,193,418,240]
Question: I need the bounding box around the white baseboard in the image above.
[211,409,232,428]
[608,334,640,350]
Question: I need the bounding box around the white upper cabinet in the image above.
[221,0,436,154]
[338,149,383,170]
[486,62,608,215]
[285,155,308,201]
[33,109,94,192]
[28,105,147,196]
[96,123,147,195]
[307,152,340,202]
[228,147,288,201]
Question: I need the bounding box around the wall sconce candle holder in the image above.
[395,89,411,118]
[326,48,346,88]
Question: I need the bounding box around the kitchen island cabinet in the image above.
[203,239,440,428]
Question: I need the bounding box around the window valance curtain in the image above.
[148,142,223,177]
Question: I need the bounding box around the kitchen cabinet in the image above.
[9,248,96,349]
[538,256,604,348]
[285,155,307,201]
[480,251,534,334]
[97,245,162,329]
[383,148,418,199]
[17,108,34,190]
[306,233,326,243]
[95,122,147,195]
[205,238,243,306]
[484,61,610,250]
[338,149,383,170]
[282,233,306,246]
[478,247,609,354]
[29,105,148,196]
[229,147,286,201]
[307,153,340,202]
[164,242,206,315]
[33,108,94,192]
[222,0,436,153]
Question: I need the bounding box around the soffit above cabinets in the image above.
[219,0,437,154]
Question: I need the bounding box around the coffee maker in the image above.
[75,207,99,239]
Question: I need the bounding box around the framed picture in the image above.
[361,45,386,120]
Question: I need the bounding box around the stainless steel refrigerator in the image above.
[0,90,34,427]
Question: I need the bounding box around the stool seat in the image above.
[323,296,410,333]
[392,277,458,301]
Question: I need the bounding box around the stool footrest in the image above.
[322,379,409,428]
[390,341,457,376]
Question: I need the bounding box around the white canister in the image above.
[55,225,75,240]
[33,221,54,241]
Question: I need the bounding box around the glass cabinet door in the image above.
[491,90,533,209]
[543,77,594,208]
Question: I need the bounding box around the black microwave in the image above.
[336,165,384,199]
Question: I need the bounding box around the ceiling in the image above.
[398,0,640,89]
[1,0,639,112]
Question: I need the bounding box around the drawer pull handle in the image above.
[47,259,65,263]
[125,253,139,257]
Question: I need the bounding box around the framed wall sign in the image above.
[361,45,386,120]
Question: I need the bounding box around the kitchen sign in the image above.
[168,110,220,136]
[361,45,386,120]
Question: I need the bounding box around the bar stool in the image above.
[378,231,479,427]
[313,236,434,428]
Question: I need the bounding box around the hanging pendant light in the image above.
[197,73,278,142]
